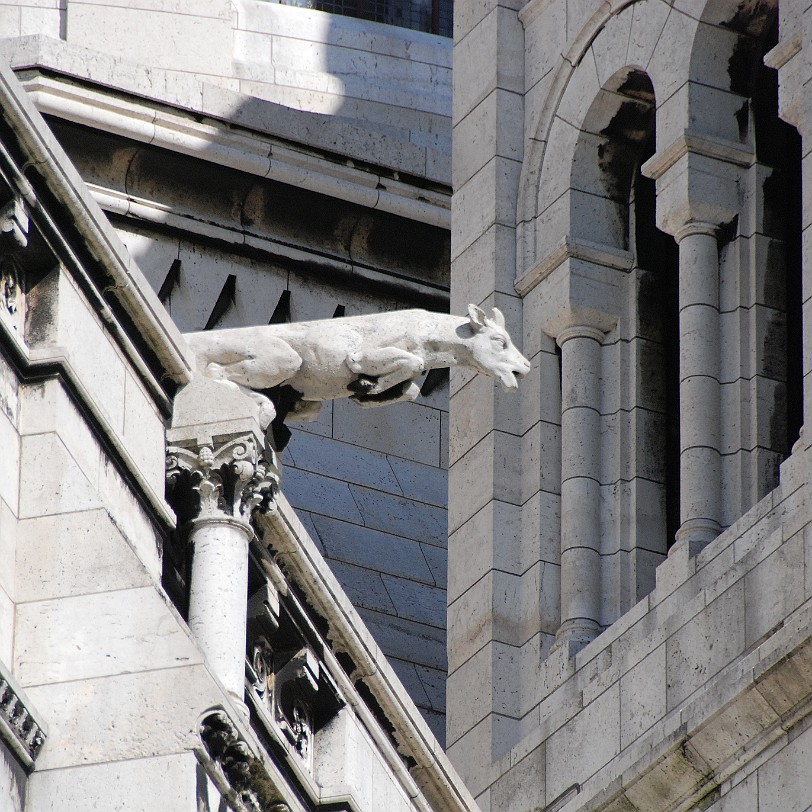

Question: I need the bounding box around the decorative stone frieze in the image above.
[245,578,343,776]
[0,672,46,769]
[199,710,290,812]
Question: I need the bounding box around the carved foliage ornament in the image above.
[199,710,289,812]
[165,435,278,523]
[0,677,45,767]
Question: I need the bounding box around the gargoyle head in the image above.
[467,304,531,391]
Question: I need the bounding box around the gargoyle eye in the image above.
[492,336,507,349]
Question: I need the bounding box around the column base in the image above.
[674,517,719,549]
[549,618,601,660]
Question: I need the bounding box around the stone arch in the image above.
[683,0,779,147]
[568,68,656,252]
[518,0,670,284]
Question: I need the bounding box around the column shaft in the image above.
[188,516,252,711]
[676,224,721,547]
[555,326,603,651]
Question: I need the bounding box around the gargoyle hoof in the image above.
[347,376,377,394]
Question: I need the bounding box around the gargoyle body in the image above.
[185,305,531,444]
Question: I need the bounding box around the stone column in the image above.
[166,377,278,720]
[553,324,604,654]
[673,222,721,550]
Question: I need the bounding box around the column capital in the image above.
[166,432,279,526]
[556,324,605,347]
[673,220,719,244]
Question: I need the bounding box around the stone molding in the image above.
[0,664,46,770]
[673,220,720,243]
[555,324,605,348]
[641,130,754,183]
[19,72,450,230]
[515,237,634,297]
[763,35,802,71]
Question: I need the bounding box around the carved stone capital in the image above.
[166,434,278,525]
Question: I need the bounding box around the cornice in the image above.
[515,236,633,296]
[14,69,450,230]
[641,130,755,181]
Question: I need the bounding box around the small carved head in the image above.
[467,304,531,391]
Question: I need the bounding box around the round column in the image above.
[555,324,604,651]
[674,221,721,548]
[187,514,253,719]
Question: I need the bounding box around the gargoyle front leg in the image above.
[353,380,422,408]
[346,347,424,395]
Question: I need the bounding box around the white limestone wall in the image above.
[471,447,812,810]
[0,0,451,176]
[449,0,806,784]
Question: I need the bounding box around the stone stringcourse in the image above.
[0,667,46,769]
[199,710,289,812]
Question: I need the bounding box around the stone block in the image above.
[545,683,621,804]
[311,514,435,584]
[281,467,364,524]
[327,560,397,615]
[50,271,127,436]
[122,371,165,492]
[665,581,746,710]
[25,665,224,770]
[287,430,402,493]
[15,586,202,686]
[490,742,545,812]
[25,752,202,812]
[18,433,101,520]
[524,0,565,91]
[420,542,447,589]
[66,3,234,76]
[96,456,162,581]
[452,6,523,123]
[349,484,447,546]
[333,398,441,466]
[453,88,523,190]
[0,409,19,515]
[19,5,59,36]
[619,643,666,749]
[452,155,522,262]
[380,574,445,628]
[0,583,12,667]
[16,510,152,602]
[446,644,498,744]
[387,456,447,508]
[704,772,757,812]
[20,380,102,489]
[744,532,805,647]
[446,715,495,798]
[754,719,812,812]
[357,608,445,671]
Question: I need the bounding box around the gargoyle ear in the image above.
[468,303,488,332]
[491,307,506,329]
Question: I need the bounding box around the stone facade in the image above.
[448,0,812,810]
[0,0,454,745]
[0,1,473,808]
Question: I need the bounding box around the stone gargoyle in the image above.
[186,304,531,447]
